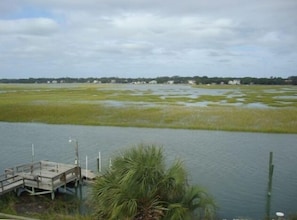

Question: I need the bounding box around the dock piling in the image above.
[265,152,274,220]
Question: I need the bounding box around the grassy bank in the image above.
[0,193,92,220]
[0,84,296,133]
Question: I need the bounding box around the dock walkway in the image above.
[0,161,88,199]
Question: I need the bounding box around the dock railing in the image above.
[5,161,42,175]
[0,171,24,195]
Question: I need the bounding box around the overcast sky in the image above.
[0,0,296,79]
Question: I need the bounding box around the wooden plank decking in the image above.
[0,161,88,199]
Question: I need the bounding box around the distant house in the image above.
[132,81,146,84]
[47,80,58,84]
[149,80,157,84]
[167,80,174,84]
[188,80,196,85]
[228,80,241,85]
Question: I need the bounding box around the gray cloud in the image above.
[0,0,296,78]
[0,18,59,35]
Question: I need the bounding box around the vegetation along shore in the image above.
[0,83,296,133]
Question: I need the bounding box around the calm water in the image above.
[0,122,296,219]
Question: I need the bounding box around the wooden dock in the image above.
[0,161,95,199]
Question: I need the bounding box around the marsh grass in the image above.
[1,84,296,133]
[0,193,17,215]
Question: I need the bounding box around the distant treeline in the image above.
[1,76,296,85]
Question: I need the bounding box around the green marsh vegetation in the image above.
[0,83,296,133]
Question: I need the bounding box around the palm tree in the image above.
[92,144,216,220]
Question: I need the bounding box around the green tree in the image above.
[92,144,216,220]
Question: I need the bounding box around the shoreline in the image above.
[1,120,297,134]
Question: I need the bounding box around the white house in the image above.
[228,80,241,85]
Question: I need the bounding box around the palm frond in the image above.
[91,144,216,220]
